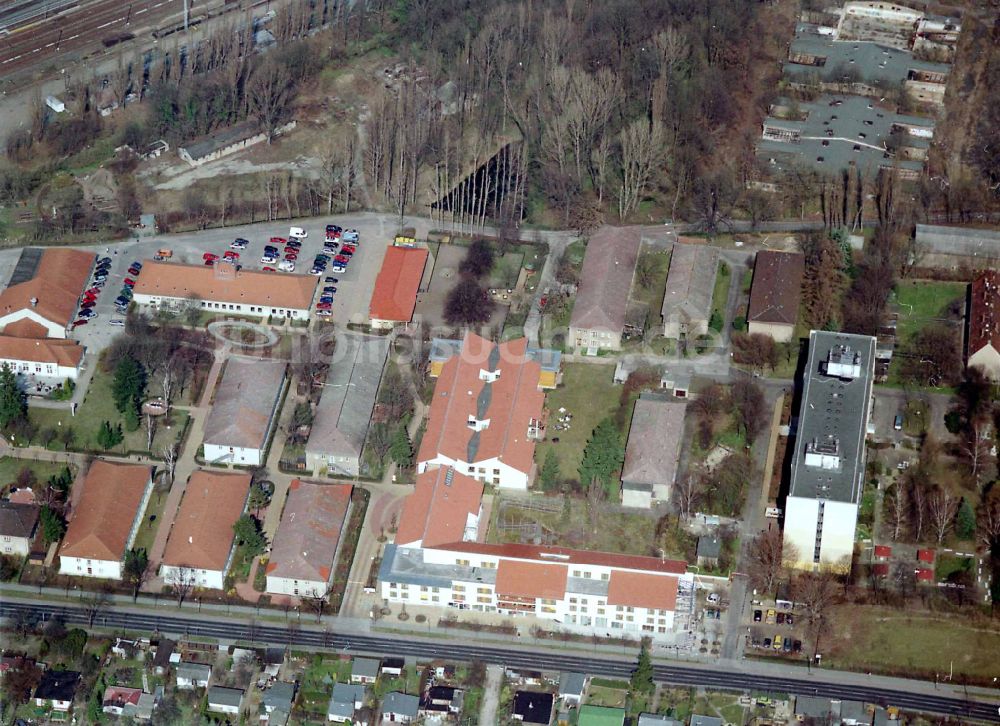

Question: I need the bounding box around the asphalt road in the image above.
[2,600,998,721]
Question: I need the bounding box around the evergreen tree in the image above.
[578,417,624,497]
[97,420,124,450]
[389,426,413,468]
[39,506,65,545]
[112,356,146,416]
[955,498,976,540]
[630,640,655,694]
[123,548,149,598]
[232,515,267,557]
[0,363,27,431]
[123,405,140,432]
[539,449,561,492]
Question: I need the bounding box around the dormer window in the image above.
[467,416,490,432]
[479,368,501,383]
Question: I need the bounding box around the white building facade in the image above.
[417,455,531,492]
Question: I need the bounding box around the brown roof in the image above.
[369,246,429,322]
[0,335,84,368]
[2,318,51,339]
[417,334,544,474]
[621,397,686,489]
[0,248,92,330]
[203,357,287,450]
[395,467,483,548]
[570,227,641,333]
[161,470,250,571]
[968,270,1000,357]
[495,559,568,600]
[265,480,351,583]
[0,501,39,539]
[606,571,678,610]
[60,461,152,562]
[747,250,805,326]
[133,261,317,311]
[441,541,689,574]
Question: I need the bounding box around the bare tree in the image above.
[883,484,907,541]
[161,443,178,485]
[169,566,197,606]
[247,59,292,143]
[617,118,667,219]
[792,571,839,657]
[746,528,794,596]
[977,487,1000,549]
[927,487,959,545]
[909,480,926,542]
[673,473,699,522]
[161,357,176,409]
[144,413,157,452]
[82,587,112,627]
[959,420,992,485]
[301,583,335,622]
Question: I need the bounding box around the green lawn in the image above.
[130,485,169,555]
[935,554,974,582]
[586,684,628,708]
[0,457,74,490]
[827,606,1000,680]
[710,261,731,331]
[535,363,621,480]
[892,280,966,342]
[27,368,189,456]
[630,248,671,331]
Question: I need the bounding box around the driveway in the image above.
[478,664,504,726]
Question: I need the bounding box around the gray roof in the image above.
[327,699,354,719]
[207,686,244,708]
[841,699,873,724]
[430,338,562,373]
[261,682,295,710]
[203,356,287,450]
[915,224,1000,258]
[697,535,722,559]
[331,682,366,708]
[380,543,498,590]
[758,94,931,175]
[785,23,950,86]
[638,716,683,726]
[661,243,719,325]
[180,121,262,161]
[558,671,586,696]
[383,691,420,717]
[351,658,380,679]
[305,332,389,461]
[266,480,350,584]
[795,695,833,718]
[789,330,875,505]
[621,396,687,489]
[570,226,641,333]
[690,716,723,726]
[176,662,211,681]
[0,501,39,538]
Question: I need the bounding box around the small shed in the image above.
[696,535,722,568]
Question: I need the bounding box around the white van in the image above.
[278,259,296,272]
[289,226,308,239]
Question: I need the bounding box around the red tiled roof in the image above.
[369,246,428,322]
[60,461,151,562]
[748,250,805,326]
[134,261,317,311]
[0,248,93,331]
[103,686,142,707]
[917,548,935,563]
[916,568,934,581]
[0,335,84,368]
[606,571,678,611]
[495,559,567,600]
[395,467,483,548]
[2,318,51,339]
[417,333,544,475]
[874,545,892,558]
[872,563,890,577]
[968,270,1000,357]
[161,470,250,571]
[439,541,688,575]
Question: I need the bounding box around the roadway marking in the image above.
[136,7,148,13]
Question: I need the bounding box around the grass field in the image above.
[892,280,967,343]
[0,457,74,490]
[27,369,189,455]
[130,485,169,556]
[710,261,731,330]
[935,554,974,582]
[535,363,621,480]
[630,247,671,330]
[826,606,1000,680]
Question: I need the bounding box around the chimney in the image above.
[188,536,194,544]
[29,297,38,308]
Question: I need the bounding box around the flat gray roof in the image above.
[759,94,930,175]
[306,333,389,461]
[785,23,950,86]
[789,331,875,504]
[203,356,286,450]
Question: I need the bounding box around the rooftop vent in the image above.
[823,344,862,380]
[805,438,841,470]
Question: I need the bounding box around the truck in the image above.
[153,249,172,261]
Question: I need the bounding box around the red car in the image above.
[86,287,102,296]
[341,244,356,254]
[262,266,276,272]
[223,251,239,260]
[123,278,136,287]
[202,252,219,261]
[316,303,333,311]
[72,319,88,329]
[334,254,350,264]
[80,301,95,309]
[204,259,215,266]
[285,254,298,261]
[270,237,287,245]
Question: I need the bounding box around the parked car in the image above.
[309,267,324,275]
[261,256,278,265]
[326,224,342,234]
[763,638,771,649]
[80,301,95,310]
[127,265,141,276]
[289,226,307,239]
[776,613,785,625]
[766,609,776,624]
[124,278,136,288]
[97,256,112,266]
[78,309,97,319]
[783,638,793,653]
[204,259,215,266]
[231,238,249,249]
[278,260,295,272]
[334,255,350,264]
[115,296,130,307]
[93,273,108,282]
[331,264,346,273]
[773,635,783,650]
[793,640,802,653]
[753,610,762,622]
[109,319,126,327]
[342,229,359,242]
[341,244,356,254]
[203,252,219,261]
[72,319,88,329]
[324,277,339,284]
[316,309,332,317]
[319,297,334,305]
[262,266,276,272]
[223,251,239,260]
[269,237,287,245]
[785,614,794,626]
[323,287,337,295]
